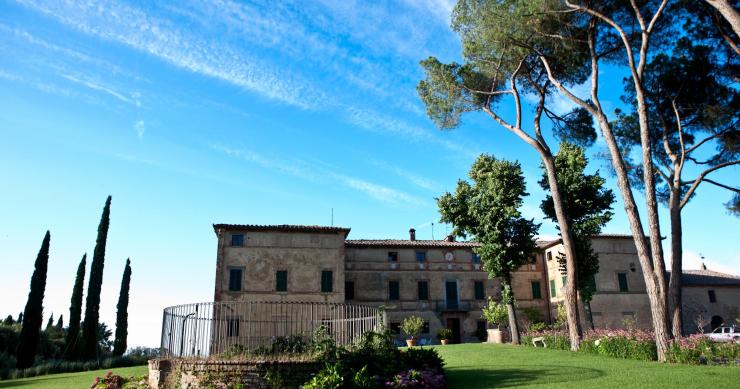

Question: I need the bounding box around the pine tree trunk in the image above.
[593,112,671,361]
[669,192,684,337]
[706,0,740,37]
[507,303,520,345]
[17,231,50,369]
[542,154,582,350]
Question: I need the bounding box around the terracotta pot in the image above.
[406,339,417,347]
[487,328,506,343]
[441,339,450,345]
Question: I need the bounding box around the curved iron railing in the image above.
[159,301,384,357]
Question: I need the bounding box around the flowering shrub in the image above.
[521,329,570,351]
[583,328,657,361]
[667,335,740,365]
[385,368,446,388]
[91,371,124,389]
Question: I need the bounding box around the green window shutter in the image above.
[418,281,429,300]
[321,271,333,293]
[474,281,485,300]
[276,270,287,292]
[618,273,628,292]
[550,279,556,297]
[229,268,242,292]
[389,281,400,300]
[531,281,542,299]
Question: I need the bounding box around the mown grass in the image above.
[435,343,739,389]
[0,365,147,389]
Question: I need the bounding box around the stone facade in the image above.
[212,224,740,342]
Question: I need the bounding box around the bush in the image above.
[401,316,425,340]
[667,335,740,365]
[302,363,343,389]
[402,348,444,372]
[436,328,452,341]
[481,297,508,329]
[384,368,446,389]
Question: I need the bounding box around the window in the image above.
[472,253,481,263]
[617,272,629,292]
[422,321,430,334]
[230,234,244,247]
[227,318,240,337]
[345,281,355,300]
[562,275,567,287]
[546,251,553,261]
[228,268,242,292]
[474,281,485,300]
[531,281,542,299]
[388,252,398,262]
[389,280,400,300]
[415,251,427,262]
[321,270,333,293]
[418,281,429,300]
[276,270,287,292]
[550,279,556,297]
[708,290,717,303]
[390,322,401,335]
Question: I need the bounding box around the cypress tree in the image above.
[17,313,23,323]
[81,196,111,360]
[64,254,86,360]
[56,315,64,331]
[16,231,51,369]
[112,258,131,356]
[3,315,13,325]
[45,313,54,331]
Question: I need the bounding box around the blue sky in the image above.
[1,0,737,347]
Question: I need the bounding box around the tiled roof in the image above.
[674,269,740,287]
[213,224,351,235]
[345,239,480,248]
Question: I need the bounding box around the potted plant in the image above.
[481,296,508,343]
[401,315,425,347]
[437,328,453,345]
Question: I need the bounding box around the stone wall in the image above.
[148,358,321,389]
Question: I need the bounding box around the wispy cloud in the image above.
[17,0,329,109]
[61,74,133,104]
[211,144,424,205]
[372,160,443,193]
[134,120,146,139]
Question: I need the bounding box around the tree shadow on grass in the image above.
[446,364,606,388]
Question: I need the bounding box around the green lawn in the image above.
[1,345,737,388]
[435,343,739,388]
[0,365,147,389]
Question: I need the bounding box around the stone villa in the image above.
[212,224,740,343]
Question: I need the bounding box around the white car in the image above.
[705,326,740,343]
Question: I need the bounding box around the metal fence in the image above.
[159,301,384,357]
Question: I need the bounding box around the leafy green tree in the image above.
[418,0,595,350]
[438,155,539,344]
[113,258,132,356]
[539,143,615,329]
[64,254,86,360]
[17,231,50,369]
[82,196,111,361]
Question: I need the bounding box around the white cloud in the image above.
[331,173,426,206]
[372,160,443,193]
[18,0,329,109]
[134,120,146,139]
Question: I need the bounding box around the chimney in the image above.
[701,262,707,270]
[409,228,416,241]
[444,235,455,242]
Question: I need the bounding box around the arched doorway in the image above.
[710,315,724,331]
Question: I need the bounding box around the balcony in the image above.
[434,300,473,312]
